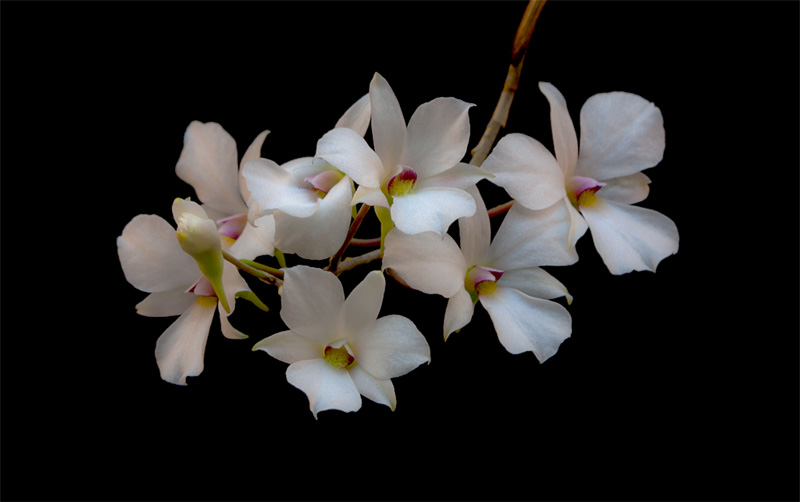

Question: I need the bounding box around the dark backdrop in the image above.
[2,1,798,501]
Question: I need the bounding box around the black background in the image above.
[2,1,798,501]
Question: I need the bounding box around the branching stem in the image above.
[328,204,371,272]
[222,250,283,284]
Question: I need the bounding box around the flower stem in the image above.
[488,200,515,218]
[334,249,382,276]
[222,250,284,284]
[349,237,382,247]
[328,204,371,272]
[469,0,545,167]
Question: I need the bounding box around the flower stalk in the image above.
[328,203,371,272]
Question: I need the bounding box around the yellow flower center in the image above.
[324,345,355,369]
[474,280,498,296]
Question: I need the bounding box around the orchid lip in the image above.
[304,169,344,198]
[216,213,248,240]
[566,176,606,207]
[387,166,418,197]
[186,276,216,297]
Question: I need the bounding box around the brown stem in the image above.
[469,0,546,167]
[488,200,515,218]
[334,249,382,276]
[349,237,382,247]
[327,204,371,272]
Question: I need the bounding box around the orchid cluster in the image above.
[117,73,678,418]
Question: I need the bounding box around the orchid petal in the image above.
[597,172,651,205]
[335,93,371,137]
[383,229,467,298]
[565,197,590,251]
[242,158,320,221]
[135,289,196,317]
[369,73,406,171]
[418,162,493,191]
[403,97,473,177]
[238,130,270,201]
[273,177,353,260]
[479,287,571,362]
[580,198,679,275]
[253,330,324,364]
[482,133,566,210]
[228,215,276,261]
[444,288,475,341]
[539,82,579,177]
[350,365,397,411]
[154,296,217,385]
[280,266,344,343]
[497,267,572,304]
[352,184,390,208]
[219,305,247,340]
[457,185,491,267]
[286,359,361,419]
[577,91,665,180]
[117,214,199,292]
[176,121,247,216]
[316,127,386,188]
[390,186,476,236]
[486,198,579,270]
[351,314,430,380]
[343,270,385,338]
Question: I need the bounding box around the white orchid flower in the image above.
[482,82,679,275]
[241,95,371,260]
[315,72,491,236]
[383,187,573,362]
[254,266,431,418]
[176,120,276,261]
[117,208,252,385]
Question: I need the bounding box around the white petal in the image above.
[350,314,430,380]
[280,266,345,343]
[253,330,324,364]
[176,121,247,216]
[316,127,386,188]
[486,198,579,270]
[444,288,475,341]
[565,197,590,251]
[135,289,196,317]
[242,158,319,219]
[382,229,466,298]
[457,185,491,267]
[539,82,579,177]
[154,297,217,385]
[343,270,385,337]
[482,133,566,210]
[390,186,476,236]
[352,184,390,208]
[417,162,493,191]
[287,359,362,418]
[350,364,397,411]
[117,214,199,292]
[219,305,247,340]
[580,198,679,275]
[273,177,353,260]
[335,93,371,137]
[238,130,270,202]
[480,287,571,362]
[597,172,651,204]
[403,97,473,177]
[228,215,276,261]
[220,261,249,314]
[369,73,406,172]
[497,267,572,304]
[577,91,665,180]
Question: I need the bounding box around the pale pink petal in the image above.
[335,93,371,137]
[280,266,345,343]
[286,359,362,419]
[597,172,651,204]
[539,82,579,177]
[316,127,386,188]
[403,97,473,177]
[481,133,566,210]
[135,289,196,317]
[219,305,247,340]
[242,158,319,220]
[444,288,475,341]
[479,287,571,362]
[369,73,406,172]
[350,364,397,411]
[580,198,679,275]
[253,330,324,364]
[238,129,270,201]
[154,297,218,385]
[176,121,247,216]
[577,91,665,180]
[383,229,467,298]
[343,271,385,337]
[117,214,199,292]
[390,186,476,236]
[273,177,353,260]
[350,315,430,381]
